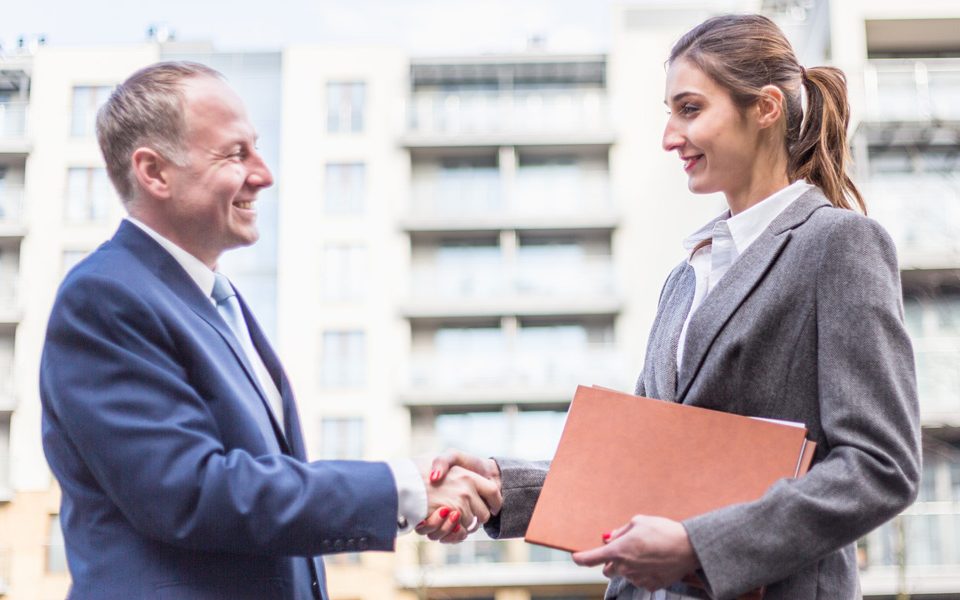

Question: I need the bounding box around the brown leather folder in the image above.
[525,385,817,553]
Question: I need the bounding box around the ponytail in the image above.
[788,67,865,213]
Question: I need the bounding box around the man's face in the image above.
[164,75,273,267]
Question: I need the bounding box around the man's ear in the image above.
[131,147,174,200]
[755,84,785,129]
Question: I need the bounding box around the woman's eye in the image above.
[679,103,699,115]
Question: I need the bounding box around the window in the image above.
[319,331,365,388]
[46,515,68,574]
[326,82,365,133]
[71,85,112,137]
[319,417,364,460]
[65,168,113,223]
[320,244,366,302]
[323,163,365,215]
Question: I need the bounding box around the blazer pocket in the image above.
[155,578,285,600]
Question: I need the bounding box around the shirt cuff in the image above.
[387,459,427,534]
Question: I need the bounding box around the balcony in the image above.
[914,340,960,428]
[402,172,618,232]
[864,59,960,123]
[0,367,13,411]
[865,176,960,270]
[0,280,19,324]
[0,102,29,154]
[0,186,24,236]
[860,507,960,596]
[403,88,614,148]
[402,345,625,404]
[403,258,620,318]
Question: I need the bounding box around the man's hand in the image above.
[571,515,700,592]
[414,450,502,543]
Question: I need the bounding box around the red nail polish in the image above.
[438,507,450,518]
[453,524,461,533]
[602,532,611,542]
[449,510,460,522]
[430,470,440,482]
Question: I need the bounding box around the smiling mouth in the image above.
[234,201,255,210]
[681,155,703,172]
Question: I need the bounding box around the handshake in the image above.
[415,450,500,544]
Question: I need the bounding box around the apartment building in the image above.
[1,1,958,599]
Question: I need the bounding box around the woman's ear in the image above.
[755,84,785,129]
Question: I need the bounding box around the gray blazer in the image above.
[486,189,921,600]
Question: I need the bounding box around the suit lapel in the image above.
[236,292,303,458]
[676,190,831,402]
[112,222,288,453]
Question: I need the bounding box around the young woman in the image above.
[420,14,921,599]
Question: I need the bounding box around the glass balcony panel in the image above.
[0,185,23,224]
[408,88,609,136]
[0,102,28,138]
[865,175,960,266]
[867,59,960,121]
[915,345,960,415]
[408,344,624,392]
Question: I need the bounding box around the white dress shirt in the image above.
[125,217,427,532]
[677,180,814,370]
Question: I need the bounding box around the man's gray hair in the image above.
[96,61,223,203]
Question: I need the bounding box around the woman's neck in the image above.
[724,139,791,215]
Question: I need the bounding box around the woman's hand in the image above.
[572,514,701,592]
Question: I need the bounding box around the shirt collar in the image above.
[125,216,217,298]
[682,180,814,259]
[725,180,813,254]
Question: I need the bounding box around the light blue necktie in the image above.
[211,273,284,433]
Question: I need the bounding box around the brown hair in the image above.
[669,14,865,213]
[96,61,222,202]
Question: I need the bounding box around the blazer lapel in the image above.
[111,222,286,453]
[650,265,696,401]
[676,190,831,401]
[236,293,303,458]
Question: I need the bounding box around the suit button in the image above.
[346,538,356,550]
[334,539,344,552]
[358,537,369,551]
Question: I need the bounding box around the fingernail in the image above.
[602,531,611,542]
[430,470,440,482]
[416,520,426,527]
[453,524,461,533]
[449,510,460,522]
[438,507,450,518]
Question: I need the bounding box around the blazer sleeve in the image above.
[682,216,922,598]
[483,458,551,539]
[40,273,399,556]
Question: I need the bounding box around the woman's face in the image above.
[662,58,762,198]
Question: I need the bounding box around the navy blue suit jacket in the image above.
[40,221,398,600]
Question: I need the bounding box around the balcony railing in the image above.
[0,102,28,139]
[913,340,960,420]
[864,59,960,121]
[0,280,18,316]
[861,506,960,571]
[410,258,616,301]
[408,345,624,392]
[409,172,613,219]
[407,88,611,137]
[0,185,24,224]
[865,175,960,268]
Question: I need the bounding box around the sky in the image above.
[3,0,619,56]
